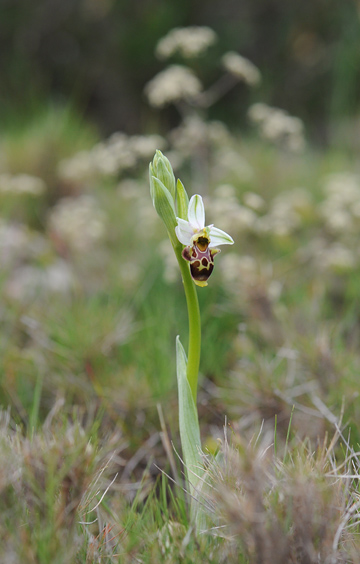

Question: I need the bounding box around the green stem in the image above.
[173,242,201,404]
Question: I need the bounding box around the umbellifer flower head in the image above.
[175,194,234,287]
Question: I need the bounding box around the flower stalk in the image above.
[172,240,201,403]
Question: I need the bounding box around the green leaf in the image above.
[176,336,203,494]
[176,336,208,531]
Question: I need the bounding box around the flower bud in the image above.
[150,150,176,202]
[150,175,178,245]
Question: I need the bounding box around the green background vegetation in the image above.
[1,2,360,561]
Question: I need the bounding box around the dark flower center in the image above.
[195,236,210,252]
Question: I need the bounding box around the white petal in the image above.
[188,194,205,230]
[208,225,234,247]
[175,218,194,245]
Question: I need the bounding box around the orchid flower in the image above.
[175,194,234,287]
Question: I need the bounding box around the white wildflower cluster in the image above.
[156,26,217,60]
[170,117,254,182]
[58,133,165,182]
[48,195,106,252]
[248,103,305,152]
[254,189,312,237]
[319,172,360,233]
[300,238,357,274]
[211,147,254,183]
[222,52,261,86]
[169,115,212,157]
[221,253,258,286]
[317,242,356,272]
[296,174,360,274]
[5,259,75,302]
[130,134,166,158]
[243,191,265,211]
[170,115,207,154]
[0,173,46,196]
[206,121,233,146]
[220,253,282,302]
[147,26,261,129]
[207,184,257,234]
[0,221,32,266]
[0,220,73,301]
[0,220,51,269]
[208,185,311,240]
[170,116,233,159]
[144,65,202,108]
[167,117,243,181]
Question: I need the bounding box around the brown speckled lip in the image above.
[182,240,220,285]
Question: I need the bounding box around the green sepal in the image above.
[176,179,189,220]
[151,176,178,244]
